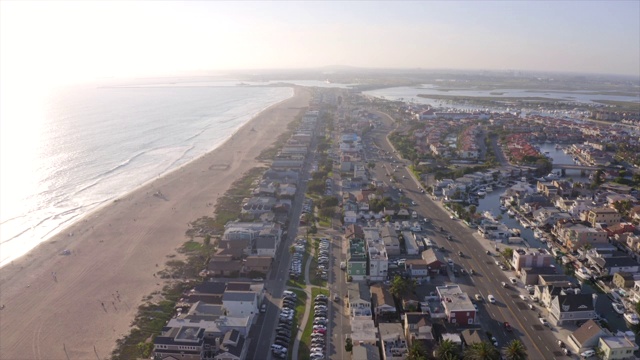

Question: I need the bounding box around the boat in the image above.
[485,185,494,193]
[544,173,561,181]
[534,229,544,239]
[507,209,515,217]
[499,206,507,212]
[624,312,640,325]
[477,190,486,197]
[555,144,562,150]
[574,267,592,282]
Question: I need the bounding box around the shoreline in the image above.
[0,87,311,360]
[0,87,294,268]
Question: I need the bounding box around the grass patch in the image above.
[111,282,192,360]
[299,287,330,360]
[181,240,202,252]
[187,167,265,237]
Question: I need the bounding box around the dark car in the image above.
[274,339,289,347]
[275,335,290,342]
[277,330,291,336]
[503,322,512,332]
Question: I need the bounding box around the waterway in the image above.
[475,142,589,250]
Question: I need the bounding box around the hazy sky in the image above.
[1,0,639,86]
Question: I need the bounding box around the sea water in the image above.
[0,81,293,267]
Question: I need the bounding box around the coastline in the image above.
[0,87,311,360]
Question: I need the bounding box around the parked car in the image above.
[509,277,517,284]
[580,349,595,358]
[488,295,496,304]
[539,318,549,326]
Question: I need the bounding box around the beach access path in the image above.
[0,88,311,360]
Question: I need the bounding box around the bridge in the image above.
[552,163,604,171]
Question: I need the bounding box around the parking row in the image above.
[290,238,306,279]
[309,294,330,360]
[271,290,299,359]
[315,238,330,281]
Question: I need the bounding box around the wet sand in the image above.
[0,87,311,360]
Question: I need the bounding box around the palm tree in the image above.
[463,341,500,360]
[502,339,527,360]
[406,341,427,360]
[435,339,460,360]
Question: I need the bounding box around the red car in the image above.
[503,322,512,331]
[313,329,327,334]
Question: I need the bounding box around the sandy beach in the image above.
[0,87,311,360]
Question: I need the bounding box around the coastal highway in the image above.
[368,110,566,359]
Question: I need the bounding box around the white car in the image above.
[539,318,549,326]
[488,295,496,304]
[580,349,595,358]
[519,294,527,301]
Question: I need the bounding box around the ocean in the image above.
[0,80,293,267]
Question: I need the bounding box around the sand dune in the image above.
[0,87,311,360]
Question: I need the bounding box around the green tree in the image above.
[407,341,428,360]
[368,161,376,169]
[463,341,500,360]
[502,339,527,360]
[389,275,408,298]
[203,234,211,247]
[345,337,353,352]
[468,205,477,215]
[502,247,514,260]
[436,339,460,360]
[289,245,296,255]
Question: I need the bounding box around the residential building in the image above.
[348,238,368,281]
[421,248,447,274]
[370,283,396,321]
[364,227,389,281]
[436,285,476,325]
[378,323,408,360]
[212,329,247,360]
[350,317,378,344]
[511,250,554,271]
[222,291,258,318]
[593,256,639,276]
[352,343,381,360]
[153,326,205,360]
[598,336,637,360]
[347,282,372,318]
[519,267,558,285]
[404,313,434,347]
[405,259,429,279]
[242,256,272,275]
[548,293,596,326]
[567,319,609,352]
[613,272,636,289]
[554,221,609,251]
[402,231,420,256]
[587,207,621,227]
[381,225,401,256]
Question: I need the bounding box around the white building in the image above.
[222,291,258,317]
